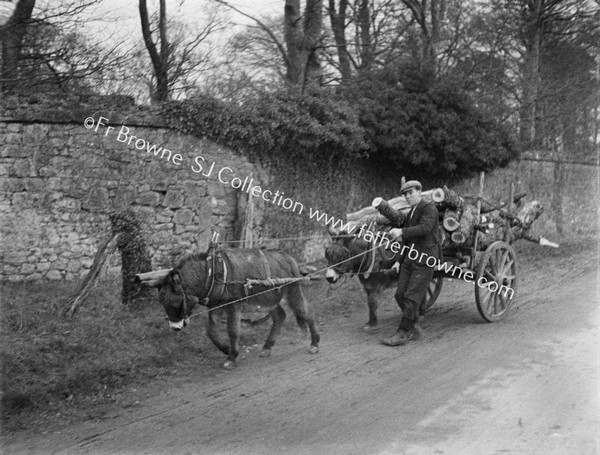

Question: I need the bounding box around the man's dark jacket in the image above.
[399,199,440,264]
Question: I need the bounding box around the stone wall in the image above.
[0,95,270,281]
[1,95,597,282]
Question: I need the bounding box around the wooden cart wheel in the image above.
[475,241,517,322]
[420,276,443,314]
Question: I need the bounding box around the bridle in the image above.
[329,224,400,280]
[173,242,226,320]
[329,226,378,279]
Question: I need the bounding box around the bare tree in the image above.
[138,0,224,103]
[0,0,35,92]
[327,0,352,81]
[139,0,169,102]
[214,0,324,91]
[1,0,129,95]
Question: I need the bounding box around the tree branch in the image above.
[213,0,289,68]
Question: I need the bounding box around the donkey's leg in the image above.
[207,309,230,356]
[287,284,320,354]
[364,288,382,332]
[260,304,286,358]
[223,305,242,369]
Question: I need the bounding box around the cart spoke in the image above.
[476,242,516,322]
[488,256,498,276]
[495,249,504,269]
[497,292,507,310]
[501,258,514,275]
[487,291,497,315]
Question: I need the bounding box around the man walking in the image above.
[382,180,440,346]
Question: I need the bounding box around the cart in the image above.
[420,173,518,322]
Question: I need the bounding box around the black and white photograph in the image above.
[1,0,599,453]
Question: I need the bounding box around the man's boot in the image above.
[381,323,422,346]
[381,328,409,346]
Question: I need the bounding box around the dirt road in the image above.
[4,242,599,454]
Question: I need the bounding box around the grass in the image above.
[0,276,225,433]
[0,265,353,435]
[1,234,596,435]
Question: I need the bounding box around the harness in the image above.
[335,223,399,279]
[178,242,228,319]
[243,249,272,296]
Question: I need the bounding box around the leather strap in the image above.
[258,249,271,280]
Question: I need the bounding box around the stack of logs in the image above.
[346,186,548,250]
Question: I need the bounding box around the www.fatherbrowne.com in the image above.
[315,211,515,299]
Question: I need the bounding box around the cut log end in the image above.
[451,231,467,244]
[372,197,384,208]
[431,188,445,203]
[443,217,460,232]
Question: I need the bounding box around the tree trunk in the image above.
[328,0,351,82]
[401,0,443,80]
[519,0,543,146]
[284,0,323,91]
[139,0,170,102]
[284,0,304,87]
[356,0,373,75]
[110,209,153,307]
[0,0,35,94]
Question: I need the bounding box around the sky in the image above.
[85,0,282,45]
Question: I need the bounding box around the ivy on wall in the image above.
[162,79,518,243]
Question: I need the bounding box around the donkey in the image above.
[324,228,442,331]
[324,228,400,332]
[156,247,320,369]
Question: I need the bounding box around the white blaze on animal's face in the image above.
[168,318,189,331]
[326,268,340,283]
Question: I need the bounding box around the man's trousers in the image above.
[394,260,434,330]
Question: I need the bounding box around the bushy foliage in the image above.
[163,90,368,172]
[343,72,519,179]
[163,75,518,180]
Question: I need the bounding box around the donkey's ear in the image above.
[340,231,354,245]
[327,225,341,238]
[163,271,181,293]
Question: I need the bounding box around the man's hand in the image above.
[391,261,400,275]
[389,228,403,241]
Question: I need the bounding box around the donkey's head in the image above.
[157,271,198,331]
[324,226,368,283]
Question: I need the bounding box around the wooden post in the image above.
[473,172,485,255]
[505,182,515,242]
[65,233,120,317]
[244,194,254,248]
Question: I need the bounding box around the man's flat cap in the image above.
[400,180,422,194]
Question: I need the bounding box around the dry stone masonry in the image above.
[0,94,596,282]
[0,94,267,281]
